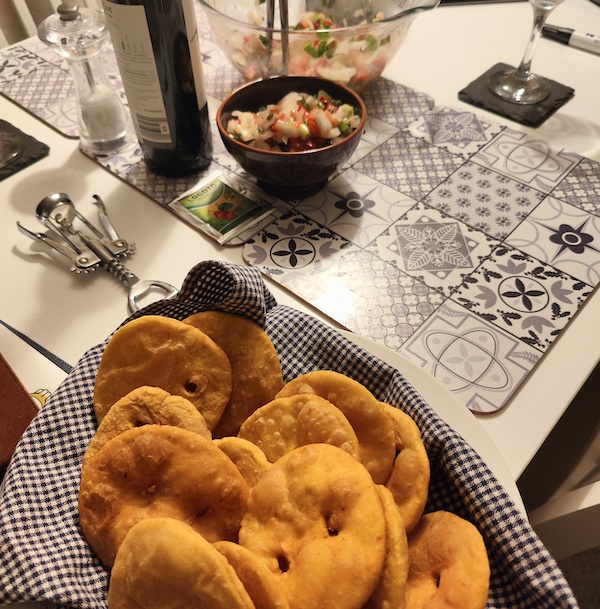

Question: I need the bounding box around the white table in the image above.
[384,0,600,481]
[1,0,598,485]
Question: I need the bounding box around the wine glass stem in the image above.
[515,5,552,77]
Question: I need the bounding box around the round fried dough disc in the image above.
[183,311,283,437]
[78,425,249,568]
[363,485,409,609]
[93,315,233,429]
[83,386,211,470]
[108,518,255,609]
[239,444,386,609]
[276,371,395,484]
[381,403,430,533]
[214,436,271,488]
[237,394,360,463]
[214,541,290,609]
[406,511,490,609]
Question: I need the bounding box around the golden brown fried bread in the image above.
[83,386,211,469]
[382,403,430,533]
[363,485,409,609]
[108,518,255,609]
[214,541,290,609]
[183,311,283,437]
[214,436,271,488]
[78,425,249,568]
[237,394,360,463]
[276,371,395,484]
[239,444,386,609]
[93,315,232,429]
[405,511,490,609]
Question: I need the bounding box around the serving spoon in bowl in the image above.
[265,0,289,71]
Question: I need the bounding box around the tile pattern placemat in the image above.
[0,8,598,414]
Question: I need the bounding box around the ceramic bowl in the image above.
[216,75,367,199]
[199,0,439,91]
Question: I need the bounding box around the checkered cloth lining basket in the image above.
[0,260,578,609]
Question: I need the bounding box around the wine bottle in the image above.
[101,0,212,176]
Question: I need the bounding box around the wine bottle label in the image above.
[181,0,208,109]
[101,2,172,145]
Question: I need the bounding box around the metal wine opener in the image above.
[17,192,179,313]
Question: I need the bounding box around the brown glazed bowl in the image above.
[216,75,367,199]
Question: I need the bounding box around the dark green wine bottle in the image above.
[102,0,212,176]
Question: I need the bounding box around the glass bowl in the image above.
[198,0,440,91]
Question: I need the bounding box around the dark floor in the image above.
[558,546,600,609]
[517,363,600,609]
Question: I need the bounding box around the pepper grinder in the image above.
[38,2,134,154]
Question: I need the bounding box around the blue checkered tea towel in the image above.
[0,261,578,609]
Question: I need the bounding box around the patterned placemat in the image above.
[1,9,598,414]
[242,113,600,413]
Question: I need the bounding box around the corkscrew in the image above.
[17,192,178,313]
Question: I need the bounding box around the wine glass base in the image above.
[488,68,551,105]
[0,131,24,169]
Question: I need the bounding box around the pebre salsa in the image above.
[220,8,395,90]
[225,89,361,152]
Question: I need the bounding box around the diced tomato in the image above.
[306,115,320,137]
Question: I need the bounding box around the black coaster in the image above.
[0,120,50,182]
[458,63,575,128]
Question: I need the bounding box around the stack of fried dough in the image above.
[79,312,490,609]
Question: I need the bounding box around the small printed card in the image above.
[169,171,276,245]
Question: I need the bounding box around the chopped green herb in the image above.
[338,121,351,135]
[298,97,310,111]
[303,41,330,58]
[325,40,337,58]
[366,34,378,51]
[298,123,310,139]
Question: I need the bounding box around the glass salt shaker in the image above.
[38,1,133,154]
